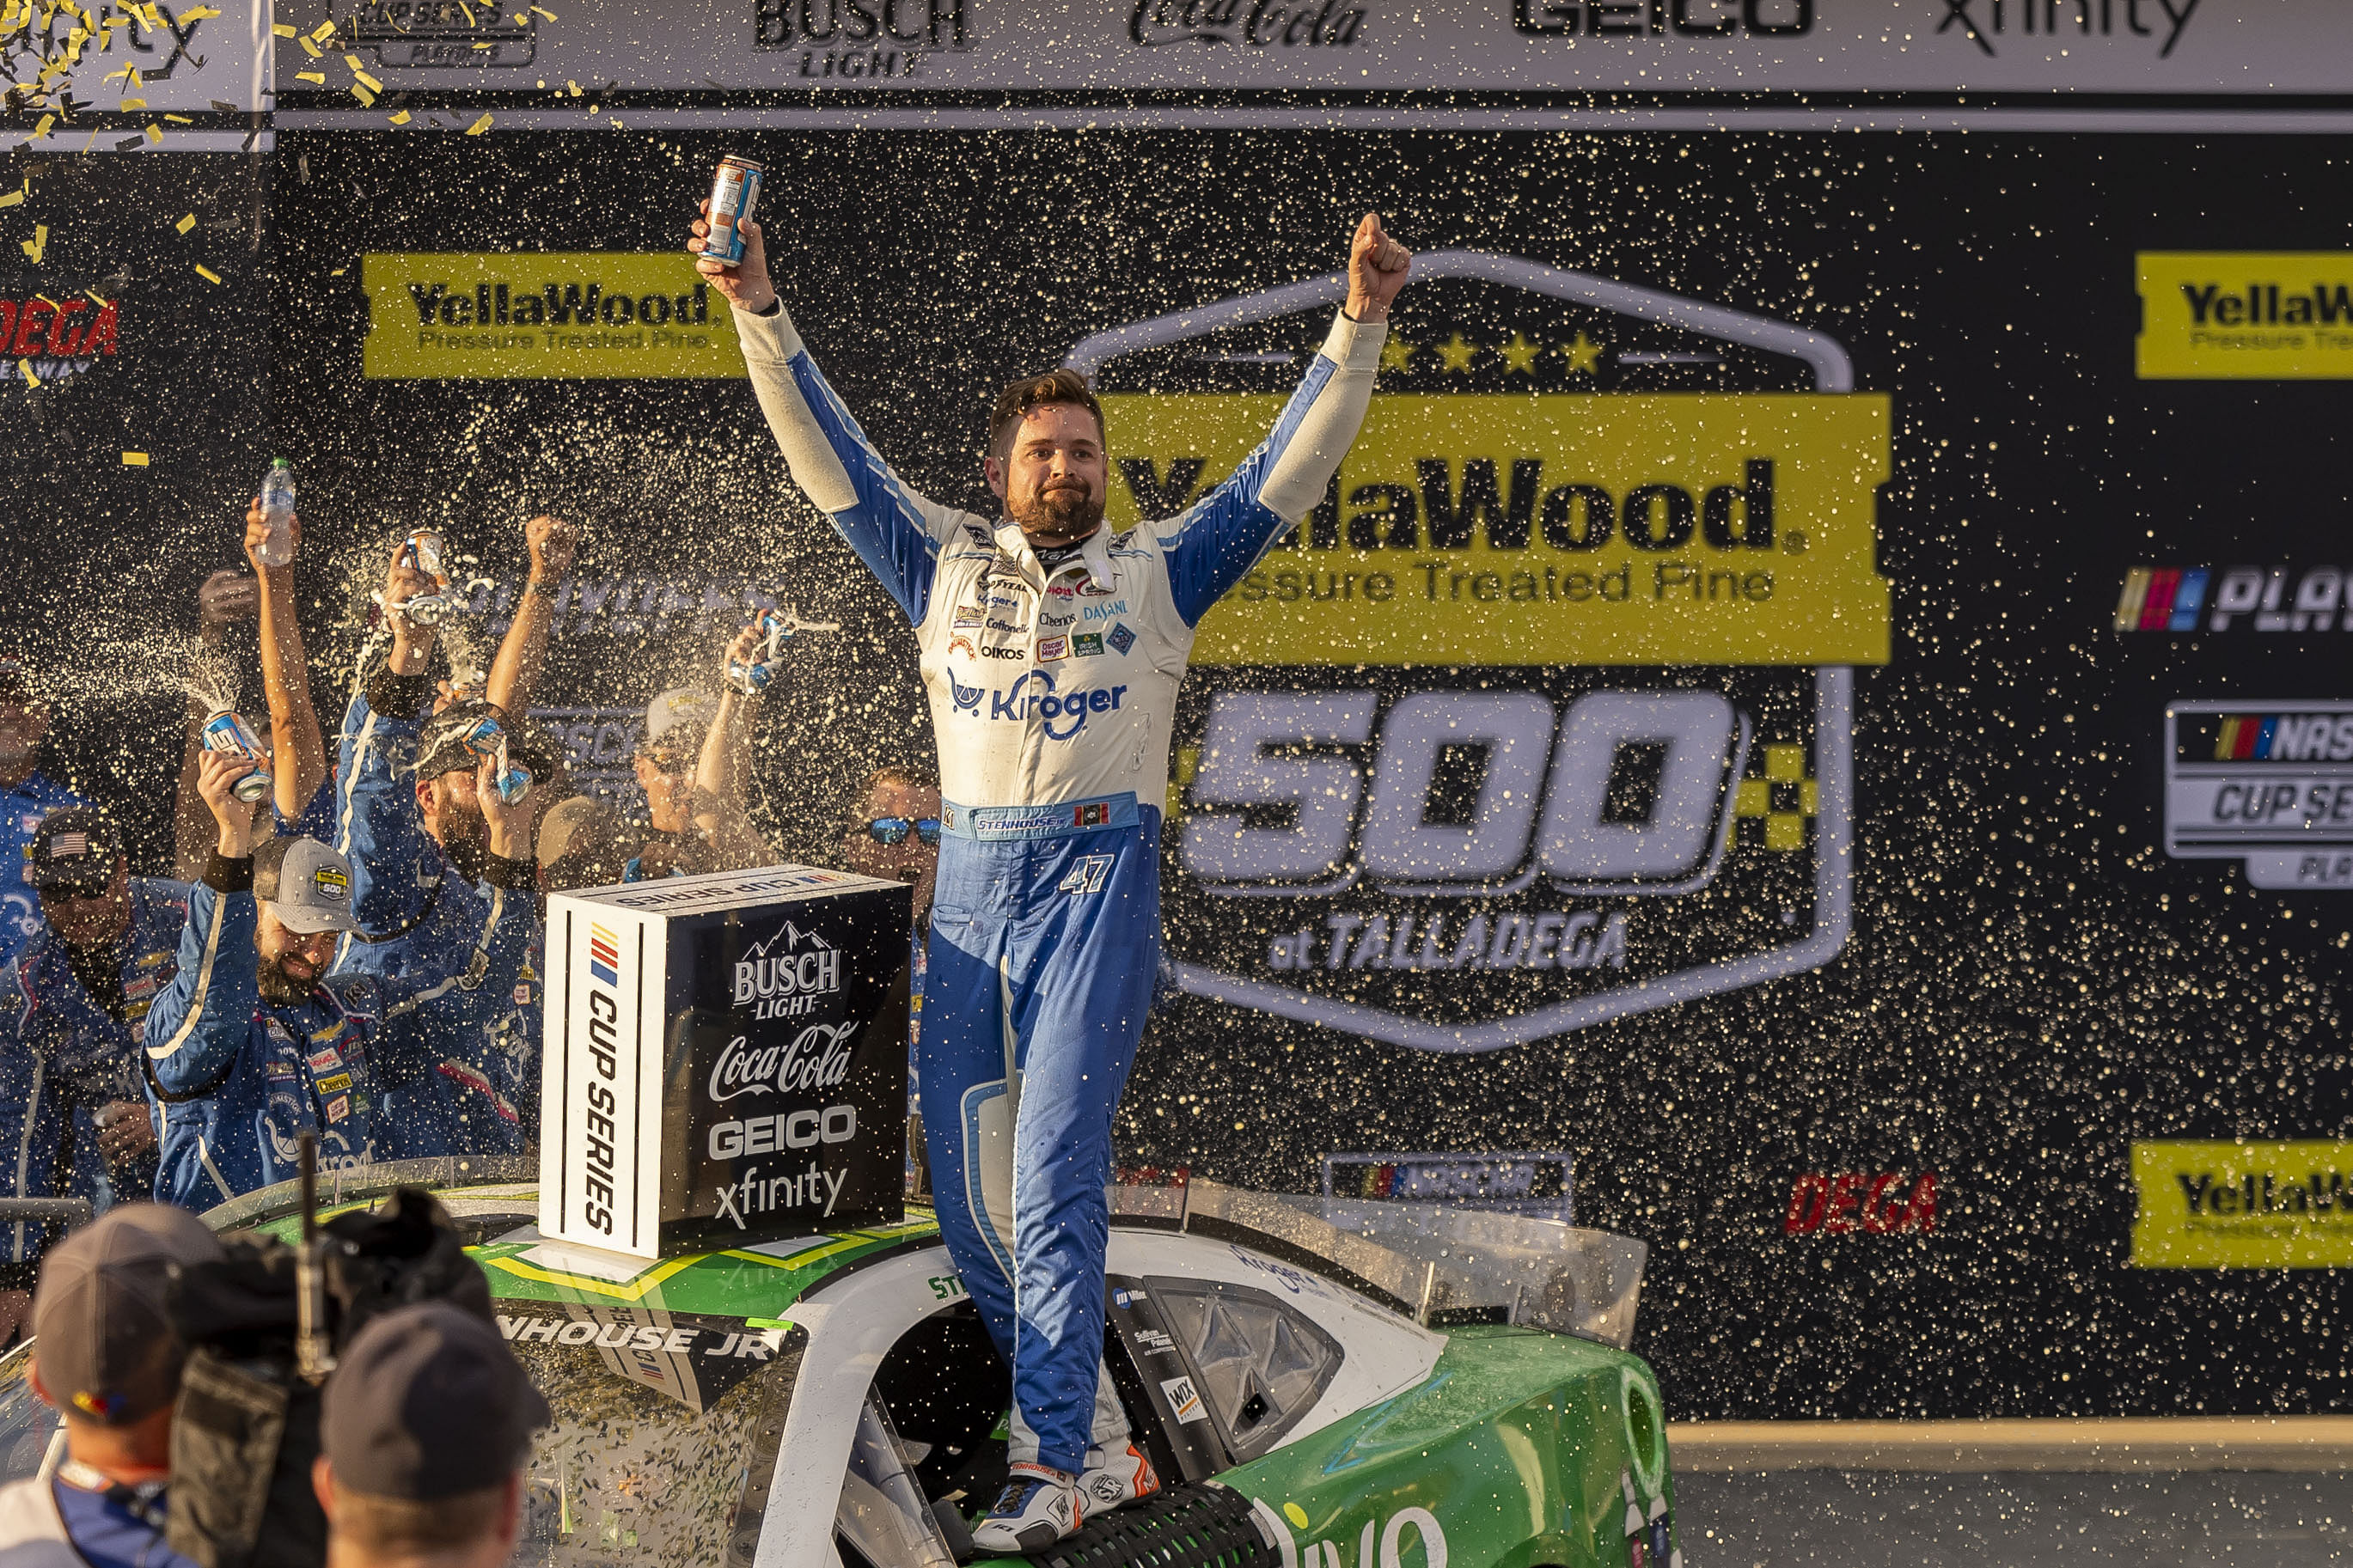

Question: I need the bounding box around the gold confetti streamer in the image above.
[193,263,221,284]
[0,192,21,210]
[298,33,319,56]
[309,20,334,40]
[143,122,158,141]
[531,3,555,15]
[174,212,194,233]
[120,451,148,466]
[388,108,412,125]
[295,70,324,82]
[19,360,39,388]
[351,84,374,104]
[354,68,382,90]
[465,112,492,134]
[271,21,294,35]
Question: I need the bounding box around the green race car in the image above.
[0,1163,1680,1568]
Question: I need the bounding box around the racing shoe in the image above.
[1077,1442,1161,1515]
[972,1462,1081,1553]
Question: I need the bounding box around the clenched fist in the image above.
[1345,213,1412,324]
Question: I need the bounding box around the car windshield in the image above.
[0,1309,801,1568]
[501,1303,802,1566]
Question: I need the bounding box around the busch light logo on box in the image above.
[541,865,912,1259]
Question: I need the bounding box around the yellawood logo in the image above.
[2130,1140,2353,1268]
[2136,253,2353,381]
[362,253,748,380]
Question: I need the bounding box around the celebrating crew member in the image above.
[0,811,176,1290]
[141,750,536,1208]
[839,766,942,1193]
[692,199,1409,1548]
[0,1204,223,1560]
[0,655,90,970]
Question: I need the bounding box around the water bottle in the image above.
[256,459,296,568]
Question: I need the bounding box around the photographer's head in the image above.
[253,837,362,1004]
[314,1303,548,1568]
[28,1205,223,1481]
[28,809,131,951]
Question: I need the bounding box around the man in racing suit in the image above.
[143,750,536,1209]
[692,203,1409,1549]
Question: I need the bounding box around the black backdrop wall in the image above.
[10,119,2350,1418]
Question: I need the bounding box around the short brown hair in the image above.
[331,1478,510,1556]
[988,369,1104,461]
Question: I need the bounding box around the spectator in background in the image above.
[312,1303,548,1568]
[0,656,89,972]
[840,768,941,1196]
[624,687,721,880]
[0,1203,222,1561]
[0,812,177,1308]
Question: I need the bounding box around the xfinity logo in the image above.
[1935,0,2198,58]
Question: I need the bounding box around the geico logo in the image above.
[1184,687,1746,893]
[1785,1171,1938,1235]
[973,672,1131,741]
[1513,0,1810,37]
[708,1104,858,1160]
[1209,456,1775,556]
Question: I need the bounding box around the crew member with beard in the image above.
[333,698,553,1158]
[142,750,537,1208]
[0,810,174,1320]
[0,656,89,973]
[691,204,1409,1549]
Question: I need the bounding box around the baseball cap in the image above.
[415,701,558,785]
[322,1303,550,1500]
[33,1204,223,1425]
[26,808,123,896]
[642,688,715,760]
[254,836,363,934]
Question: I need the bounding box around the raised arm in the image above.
[690,206,964,624]
[146,752,265,1099]
[690,622,779,872]
[1162,213,1410,625]
[486,513,576,716]
[364,756,538,1029]
[174,567,258,880]
[244,497,330,825]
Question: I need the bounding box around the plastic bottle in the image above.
[256,459,296,567]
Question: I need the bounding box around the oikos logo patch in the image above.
[1073,251,1891,1052]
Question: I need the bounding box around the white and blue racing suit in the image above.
[738,297,1384,1474]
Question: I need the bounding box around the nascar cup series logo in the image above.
[1073,252,1891,1052]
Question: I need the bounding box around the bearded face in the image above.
[254,910,336,1005]
[993,403,1109,548]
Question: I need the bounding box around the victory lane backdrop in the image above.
[260,127,2353,1419]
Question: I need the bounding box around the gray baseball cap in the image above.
[643,688,716,758]
[254,836,364,935]
[33,1204,223,1425]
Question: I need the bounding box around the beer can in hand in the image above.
[699,156,765,269]
[399,529,452,626]
[202,710,274,804]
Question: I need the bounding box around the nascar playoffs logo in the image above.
[1074,252,1890,1052]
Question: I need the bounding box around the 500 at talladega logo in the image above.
[706,1023,858,1105]
[950,668,1130,741]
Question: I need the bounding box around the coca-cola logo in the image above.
[1128,0,1368,47]
[706,1023,859,1104]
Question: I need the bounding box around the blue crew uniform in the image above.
[140,850,535,1210]
[736,296,1384,1473]
[0,878,186,1272]
[0,772,89,969]
[331,675,540,1156]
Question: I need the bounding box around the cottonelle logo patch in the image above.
[2137,254,2353,380]
[361,254,746,379]
[2132,1141,2353,1267]
[1074,250,1890,1052]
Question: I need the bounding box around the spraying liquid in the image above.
[255,459,296,568]
[727,606,842,694]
